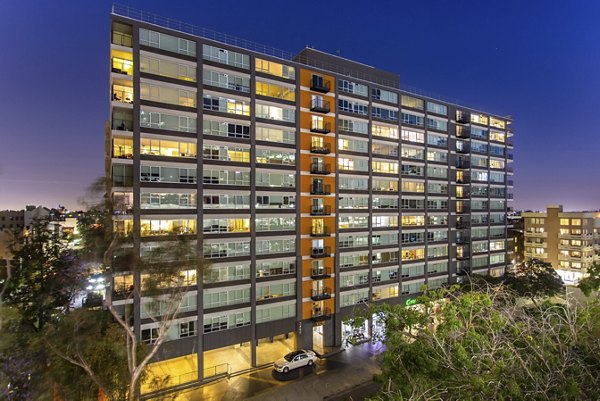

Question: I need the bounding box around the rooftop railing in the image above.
[111,4,511,118]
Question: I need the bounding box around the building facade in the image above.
[107,6,514,386]
[522,205,600,284]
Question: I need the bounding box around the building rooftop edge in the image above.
[111,3,512,121]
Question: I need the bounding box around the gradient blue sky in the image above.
[1,0,599,211]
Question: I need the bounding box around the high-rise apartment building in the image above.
[107,5,514,387]
[522,205,600,284]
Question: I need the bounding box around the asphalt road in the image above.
[176,342,383,401]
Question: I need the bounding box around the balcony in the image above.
[310,76,331,93]
[507,166,514,173]
[457,262,471,275]
[111,57,133,76]
[112,118,133,131]
[456,144,470,154]
[507,139,514,147]
[311,267,332,279]
[310,143,331,154]
[456,175,471,184]
[456,159,470,169]
[311,205,331,216]
[456,235,470,244]
[310,98,330,113]
[311,227,331,237]
[507,179,514,186]
[456,190,471,199]
[112,31,133,47]
[456,206,471,214]
[311,287,332,301]
[311,246,331,258]
[311,121,331,134]
[311,307,332,322]
[311,163,331,175]
[456,126,470,139]
[456,111,470,124]
[311,184,331,195]
[456,220,471,229]
[457,252,470,260]
[112,87,133,104]
[507,153,514,160]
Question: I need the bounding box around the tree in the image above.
[578,262,600,297]
[356,285,600,401]
[45,309,132,401]
[50,228,205,400]
[5,220,87,332]
[503,258,564,306]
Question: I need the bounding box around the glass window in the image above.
[255,58,295,79]
[427,102,447,115]
[202,44,249,69]
[372,88,398,103]
[140,28,196,57]
[338,79,368,97]
[401,95,424,110]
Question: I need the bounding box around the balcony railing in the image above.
[456,190,471,199]
[456,126,470,138]
[311,246,331,258]
[456,206,471,214]
[456,175,471,184]
[311,121,331,134]
[456,220,471,229]
[311,184,331,195]
[456,236,471,244]
[456,144,470,154]
[112,57,133,76]
[112,31,133,47]
[310,76,330,93]
[310,98,331,113]
[311,163,331,175]
[456,159,470,169]
[311,307,332,322]
[310,142,331,154]
[457,252,470,260]
[311,227,331,237]
[456,111,470,124]
[311,267,332,279]
[507,166,514,173]
[311,205,331,216]
[112,119,133,131]
[112,88,133,104]
[311,287,332,300]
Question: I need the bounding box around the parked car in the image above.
[273,350,317,373]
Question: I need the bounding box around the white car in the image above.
[274,350,318,373]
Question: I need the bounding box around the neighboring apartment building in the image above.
[0,209,25,261]
[508,211,524,266]
[0,206,50,261]
[107,5,514,385]
[522,205,600,284]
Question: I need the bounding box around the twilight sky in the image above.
[1,0,599,212]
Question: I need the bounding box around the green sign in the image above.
[405,299,417,306]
